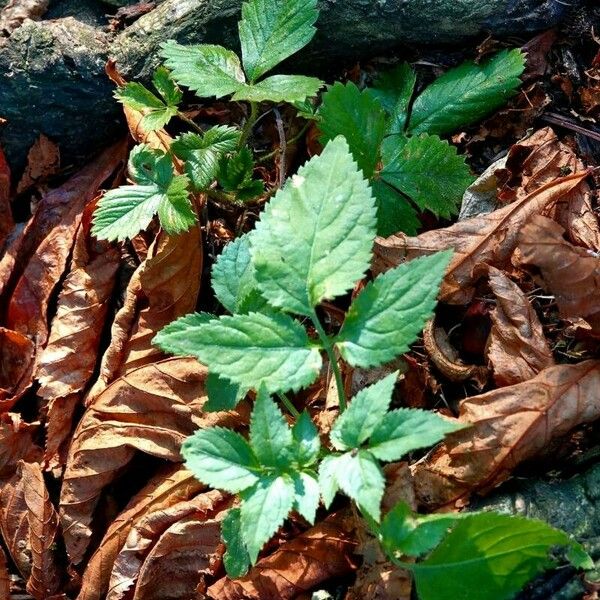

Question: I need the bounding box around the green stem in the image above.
[177,112,205,135]
[257,122,311,164]
[239,102,259,148]
[310,310,347,412]
[278,393,301,419]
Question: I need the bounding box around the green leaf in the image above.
[240,475,295,563]
[160,41,246,99]
[152,66,183,106]
[239,0,319,81]
[318,454,341,509]
[181,427,259,493]
[249,386,293,468]
[408,49,525,136]
[369,409,464,462]
[412,512,593,600]
[318,82,386,178]
[336,251,452,368]
[251,136,377,316]
[115,82,164,112]
[381,134,474,219]
[371,62,416,134]
[221,508,251,578]
[205,372,243,412]
[292,471,320,524]
[218,147,264,201]
[156,175,197,234]
[371,179,420,237]
[232,75,323,103]
[154,311,322,394]
[330,372,397,451]
[291,411,320,467]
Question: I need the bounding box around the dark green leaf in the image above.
[371,62,416,134]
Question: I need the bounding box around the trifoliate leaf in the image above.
[381,134,474,219]
[205,372,243,412]
[371,62,416,134]
[408,49,525,136]
[251,136,377,316]
[336,251,452,368]
[368,408,464,462]
[318,82,386,178]
[160,41,246,99]
[412,512,593,600]
[217,147,264,201]
[232,75,323,103]
[156,175,197,233]
[152,66,182,106]
[154,311,322,394]
[292,411,320,467]
[240,474,295,563]
[292,471,320,524]
[181,427,259,493]
[371,179,420,237]
[330,373,397,451]
[249,386,293,468]
[239,0,319,82]
[221,508,251,578]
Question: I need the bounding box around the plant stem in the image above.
[278,393,300,419]
[310,310,347,412]
[258,122,311,164]
[177,112,205,135]
[239,102,259,148]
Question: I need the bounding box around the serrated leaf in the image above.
[413,512,592,600]
[232,75,323,103]
[239,0,318,81]
[381,134,474,219]
[292,471,320,524]
[218,147,256,192]
[115,82,164,112]
[205,372,243,412]
[292,411,320,467]
[160,41,246,99]
[249,386,293,468]
[156,175,196,234]
[371,62,416,134]
[240,474,295,563]
[330,373,397,451]
[319,82,386,178]
[152,66,182,106]
[336,251,452,368]
[181,427,259,493]
[221,508,251,578]
[369,408,464,462]
[317,454,341,509]
[251,136,377,316]
[154,311,322,394]
[408,49,525,136]
[371,179,420,237]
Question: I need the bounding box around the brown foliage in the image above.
[0,147,14,248]
[0,327,35,409]
[0,546,9,599]
[17,134,61,194]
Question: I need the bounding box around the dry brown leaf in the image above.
[79,465,204,600]
[17,134,61,194]
[373,171,589,304]
[0,546,10,599]
[60,357,248,565]
[411,360,600,509]
[0,413,38,478]
[107,490,229,600]
[207,512,359,600]
[516,215,600,329]
[44,394,79,472]
[0,327,35,410]
[0,146,14,248]
[486,266,554,386]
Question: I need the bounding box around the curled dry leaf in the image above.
[79,465,204,600]
[44,394,79,472]
[0,413,38,477]
[411,360,600,509]
[107,490,229,600]
[0,146,14,248]
[517,215,600,331]
[0,470,30,580]
[486,266,554,386]
[16,134,61,194]
[373,171,589,304]
[0,546,9,599]
[207,512,359,600]
[60,358,248,565]
[0,327,35,410]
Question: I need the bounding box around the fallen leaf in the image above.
[411,360,600,509]
[79,465,204,600]
[17,134,61,194]
[0,327,35,410]
[517,215,600,329]
[0,146,14,248]
[44,394,79,472]
[0,471,30,580]
[0,413,38,478]
[486,266,554,386]
[59,358,248,565]
[207,512,359,600]
[373,171,589,304]
[0,0,49,34]
[0,546,9,599]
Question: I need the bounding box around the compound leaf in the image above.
[221,508,251,578]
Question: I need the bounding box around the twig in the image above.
[540,112,600,143]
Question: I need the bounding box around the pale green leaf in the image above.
[381,134,474,219]
[239,0,318,82]
[154,312,322,394]
[408,49,525,136]
[371,62,416,134]
[181,427,259,493]
[160,41,246,99]
[413,512,593,600]
[336,251,452,368]
[318,82,386,178]
[292,471,320,524]
[205,372,243,412]
[371,179,420,237]
[317,454,341,509]
[330,372,397,451]
[221,508,251,578]
[115,82,164,111]
[292,411,320,467]
[251,136,377,316]
[232,75,323,103]
[240,475,295,563]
